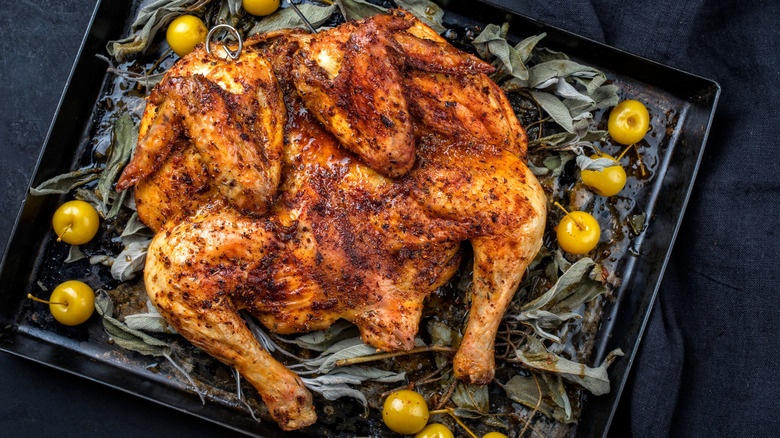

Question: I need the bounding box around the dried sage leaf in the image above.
[516,336,623,395]
[394,0,446,34]
[95,289,171,356]
[301,336,378,374]
[472,23,528,81]
[452,383,489,413]
[630,213,647,235]
[295,319,359,351]
[248,3,338,35]
[530,90,573,133]
[98,113,137,211]
[30,168,101,196]
[65,245,85,264]
[124,312,170,333]
[521,258,606,314]
[301,366,404,406]
[542,373,572,421]
[509,258,607,342]
[337,0,387,22]
[122,212,155,239]
[501,374,576,424]
[576,155,619,172]
[110,239,153,282]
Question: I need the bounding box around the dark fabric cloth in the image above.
[523,1,780,436]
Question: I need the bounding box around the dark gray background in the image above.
[2,0,778,437]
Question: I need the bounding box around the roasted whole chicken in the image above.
[117,10,546,431]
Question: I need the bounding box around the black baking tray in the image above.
[0,0,719,437]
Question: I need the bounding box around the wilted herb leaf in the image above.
[249,3,338,35]
[515,336,623,396]
[508,258,607,342]
[301,336,378,374]
[337,0,386,21]
[30,168,101,196]
[576,155,618,172]
[501,374,578,424]
[452,383,489,413]
[394,0,446,34]
[295,319,360,351]
[302,366,405,406]
[65,245,86,264]
[630,213,647,235]
[98,113,137,213]
[472,23,528,81]
[95,289,171,356]
[113,239,152,282]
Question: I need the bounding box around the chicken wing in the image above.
[118,46,285,229]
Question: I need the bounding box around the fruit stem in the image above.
[553,201,585,230]
[334,345,455,367]
[616,144,632,161]
[430,408,479,438]
[146,47,173,75]
[55,224,72,242]
[617,144,647,176]
[27,293,66,306]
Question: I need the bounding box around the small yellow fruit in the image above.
[52,200,99,245]
[555,210,601,255]
[581,153,627,197]
[608,100,650,145]
[28,281,95,326]
[242,0,280,16]
[415,423,454,438]
[382,390,429,435]
[166,15,208,57]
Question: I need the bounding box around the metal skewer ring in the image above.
[206,24,243,60]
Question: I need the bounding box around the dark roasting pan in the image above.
[0,0,719,436]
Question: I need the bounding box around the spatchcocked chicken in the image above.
[117,10,546,431]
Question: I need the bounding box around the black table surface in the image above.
[2,1,778,437]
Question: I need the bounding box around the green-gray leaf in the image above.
[110,239,152,282]
[337,0,387,22]
[122,212,155,239]
[30,168,101,196]
[542,373,572,421]
[530,90,573,133]
[95,289,171,357]
[98,113,137,211]
[295,319,359,351]
[501,374,577,424]
[630,212,647,235]
[301,336,378,374]
[472,24,528,80]
[301,366,405,406]
[394,0,446,33]
[248,3,339,35]
[521,258,606,314]
[576,155,619,172]
[516,336,623,395]
[452,383,489,413]
[65,245,85,264]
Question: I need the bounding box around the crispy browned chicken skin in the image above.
[119,11,546,431]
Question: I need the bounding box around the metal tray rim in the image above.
[0,1,722,436]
